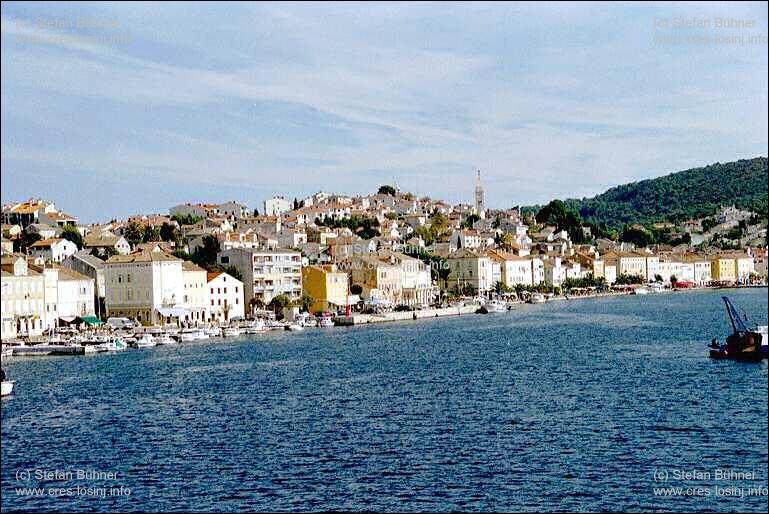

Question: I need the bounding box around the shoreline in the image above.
[335,285,768,326]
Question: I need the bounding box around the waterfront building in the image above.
[345,255,402,305]
[62,250,106,318]
[710,256,737,282]
[207,272,245,322]
[544,257,567,287]
[603,251,647,279]
[302,264,349,313]
[104,246,185,325]
[28,238,78,263]
[182,261,209,324]
[1,255,45,339]
[383,251,436,306]
[734,253,756,280]
[55,266,96,320]
[217,248,302,306]
[446,248,494,294]
[488,250,536,287]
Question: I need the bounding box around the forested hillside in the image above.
[560,157,768,230]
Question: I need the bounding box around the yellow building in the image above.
[710,257,736,282]
[301,264,348,313]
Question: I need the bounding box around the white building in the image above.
[207,271,245,322]
[62,251,106,317]
[263,196,292,217]
[28,238,78,263]
[105,247,185,325]
[446,248,494,294]
[182,261,209,325]
[56,266,95,319]
[1,255,45,339]
[218,248,302,306]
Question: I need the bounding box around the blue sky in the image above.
[1,1,767,222]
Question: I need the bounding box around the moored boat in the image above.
[133,334,157,348]
[1,378,14,397]
[222,326,241,337]
[155,334,177,345]
[528,292,546,304]
[708,297,768,362]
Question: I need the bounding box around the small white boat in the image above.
[222,327,241,337]
[2,380,15,397]
[134,334,157,348]
[633,286,649,295]
[286,323,304,332]
[1,346,12,359]
[179,330,197,342]
[206,326,222,337]
[83,345,100,354]
[318,316,335,328]
[155,334,177,345]
[483,299,508,313]
[528,292,546,304]
[243,320,267,334]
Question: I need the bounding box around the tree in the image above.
[143,225,160,243]
[299,293,314,312]
[268,294,292,317]
[15,230,41,252]
[377,185,396,196]
[160,222,176,242]
[60,225,83,250]
[461,214,480,229]
[124,222,144,248]
[621,225,655,247]
[91,246,117,261]
[170,214,203,226]
[191,235,221,269]
[493,281,510,294]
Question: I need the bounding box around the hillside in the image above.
[560,157,768,230]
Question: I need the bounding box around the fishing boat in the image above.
[528,292,546,304]
[708,297,768,362]
[286,323,304,332]
[318,315,335,328]
[1,345,12,359]
[206,326,222,337]
[133,334,157,348]
[632,286,649,295]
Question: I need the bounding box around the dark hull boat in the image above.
[708,297,768,362]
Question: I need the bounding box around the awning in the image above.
[59,316,77,323]
[79,315,103,326]
[157,307,188,317]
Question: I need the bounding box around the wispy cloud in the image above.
[1,2,767,221]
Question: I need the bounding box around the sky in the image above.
[1,1,767,222]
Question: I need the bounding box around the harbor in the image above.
[2,287,766,512]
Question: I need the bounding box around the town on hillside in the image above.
[2,174,768,339]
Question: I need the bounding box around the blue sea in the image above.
[1,288,767,512]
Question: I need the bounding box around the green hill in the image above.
[561,157,768,230]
